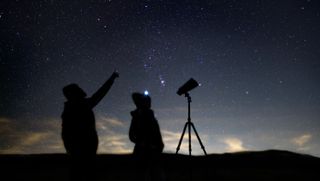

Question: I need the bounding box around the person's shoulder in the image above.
[130,109,138,116]
[63,101,72,110]
[84,98,91,103]
[82,98,94,107]
[147,109,154,115]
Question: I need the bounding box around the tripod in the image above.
[176,93,207,156]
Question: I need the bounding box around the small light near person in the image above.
[144,90,149,96]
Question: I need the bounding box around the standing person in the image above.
[129,92,164,181]
[61,71,119,180]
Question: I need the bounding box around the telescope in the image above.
[176,78,199,96]
[175,78,207,156]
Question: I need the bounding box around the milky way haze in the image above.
[1,0,320,156]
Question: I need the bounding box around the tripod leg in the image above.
[190,123,207,155]
[188,122,192,156]
[176,122,188,154]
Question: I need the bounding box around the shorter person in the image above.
[129,92,165,181]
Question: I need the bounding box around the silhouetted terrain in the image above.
[0,150,319,181]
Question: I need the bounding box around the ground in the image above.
[0,150,319,181]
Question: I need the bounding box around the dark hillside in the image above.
[0,150,319,181]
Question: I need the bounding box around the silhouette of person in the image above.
[61,71,119,181]
[129,92,165,181]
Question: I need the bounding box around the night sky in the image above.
[1,0,320,156]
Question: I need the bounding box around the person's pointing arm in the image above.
[88,71,119,108]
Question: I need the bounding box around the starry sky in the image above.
[1,0,320,156]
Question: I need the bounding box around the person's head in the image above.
[132,92,151,109]
[63,84,87,101]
